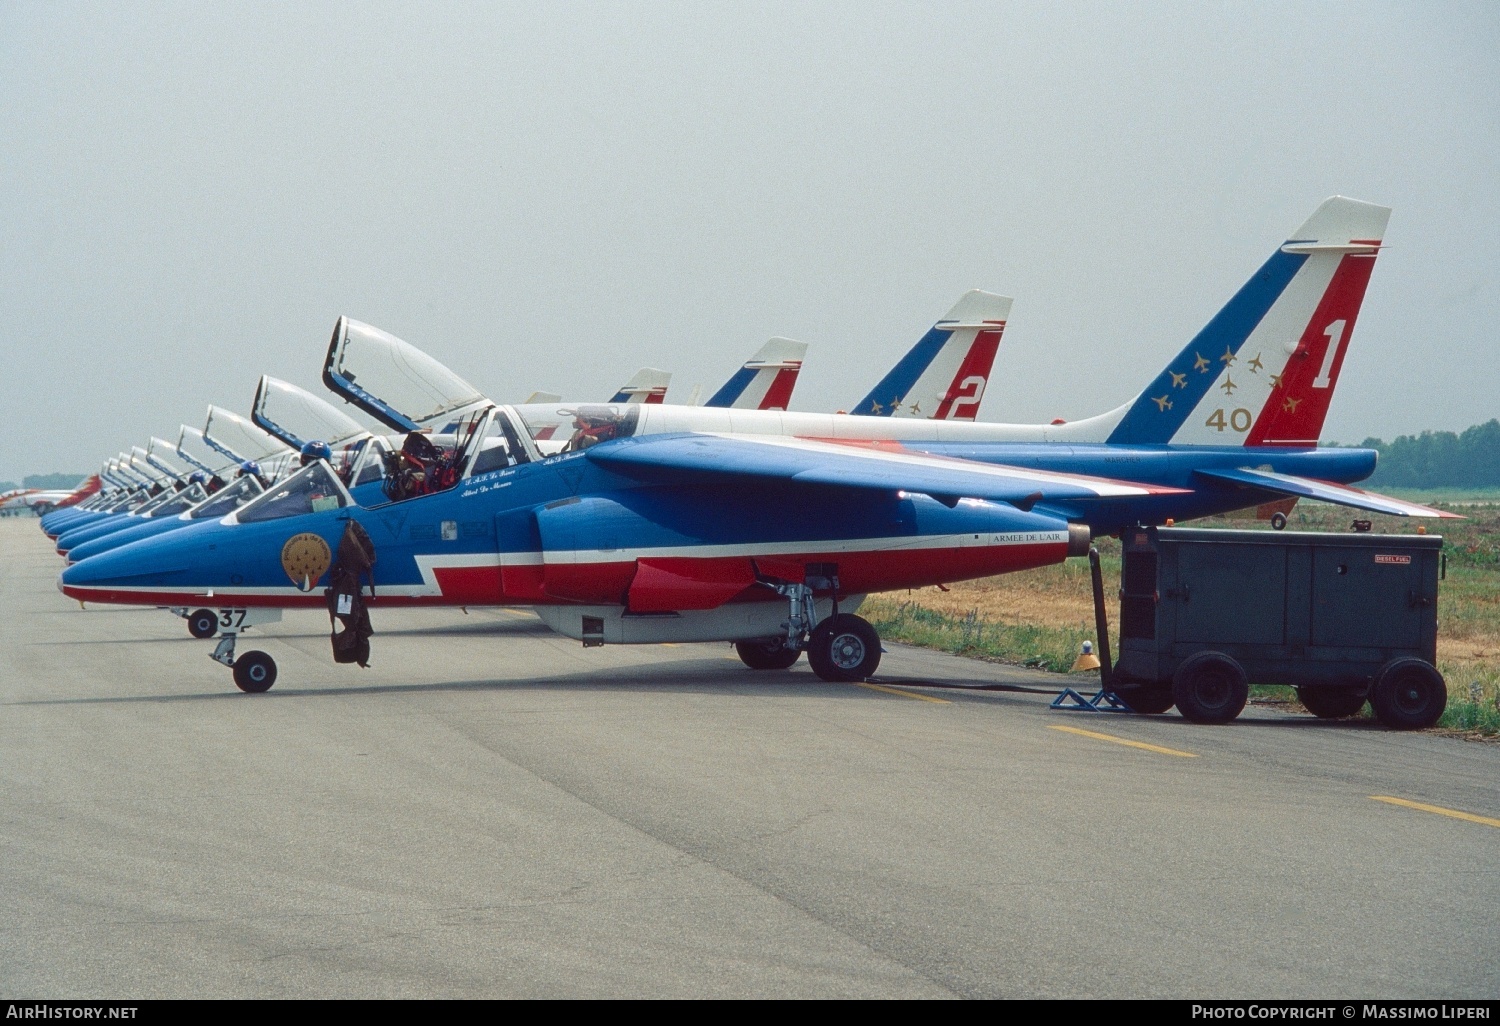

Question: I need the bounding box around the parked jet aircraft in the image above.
[0,489,77,515]
[59,197,1449,721]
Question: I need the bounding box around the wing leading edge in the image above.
[588,433,1185,509]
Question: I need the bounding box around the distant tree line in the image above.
[3,473,88,492]
[1349,419,1500,489]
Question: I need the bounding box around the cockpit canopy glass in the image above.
[235,462,351,524]
[107,491,149,513]
[177,427,233,476]
[514,403,641,457]
[189,475,264,520]
[204,405,288,463]
[130,490,176,516]
[253,375,368,449]
[346,435,390,488]
[328,318,486,427]
[465,408,536,478]
[148,483,208,518]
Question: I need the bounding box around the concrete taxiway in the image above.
[1,518,1496,998]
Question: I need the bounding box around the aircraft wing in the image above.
[589,433,1186,508]
[1193,468,1461,518]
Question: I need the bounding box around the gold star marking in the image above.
[1220,376,1237,395]
[1283,396,1301,412]
[1220,346,1236,366]
[1248,353,1264,372]
[1193,353,1210,373]
[1170,371,1187,388]
[1269,373,1284,389]
[1152,395,1173,411]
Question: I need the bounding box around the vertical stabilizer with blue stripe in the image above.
[852,291,1011,420]
[1106,196,1390,447]
[705,338,807,410]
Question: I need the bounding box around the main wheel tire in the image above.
[1115,683,1175,715]
[807,614,882,682]
[735,638,802,670]
[1297,686,1367,719]
[1370,658,1446,730]
[188,608,219,639]
[1270,511,1288,530]
[1172,652,1248,724]
[232,650,277,693]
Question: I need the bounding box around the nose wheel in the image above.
[232,651,278,693]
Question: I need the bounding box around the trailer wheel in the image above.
[735,638,802,670]
[1115,683,1175,715]
[187,608,219,639]
[1297,686,1367,719]
[1270,512,1288,530]
[1370,658,1446,730]
[1172,652,1248,724]
[807,614,881,682]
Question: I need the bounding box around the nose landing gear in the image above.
[201,608,284,692]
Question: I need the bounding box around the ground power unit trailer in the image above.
[1107,527,1446,729]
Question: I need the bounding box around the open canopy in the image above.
[203,406,290,465]
[322,316,487,432]
[252,375,369,449]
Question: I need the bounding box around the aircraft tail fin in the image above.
[852,290,1010,420]
[704,338,808,411]
[609,368,671,405]
[1107,196,1390,447]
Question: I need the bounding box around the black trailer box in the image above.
[1109,527,1446,728]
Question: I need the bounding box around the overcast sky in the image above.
[2,1,1496,482]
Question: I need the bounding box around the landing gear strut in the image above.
[756,564,882,683]
[203,608,283,692]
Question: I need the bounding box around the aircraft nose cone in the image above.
[59,535,191,603]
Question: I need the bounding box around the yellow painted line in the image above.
[853,682,950,704]
[1048,724,1198,758]
[1370,796,1500,828]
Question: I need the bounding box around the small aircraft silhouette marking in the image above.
[1152,395,1173,412]
[1220,376,1238,395]
[1194,353,1210,373]
[1170,371,1187,389]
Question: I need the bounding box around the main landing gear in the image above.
[192,608,284,693]
[735,566,883,682]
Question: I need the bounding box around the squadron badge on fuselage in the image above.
[281,532,332,592]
